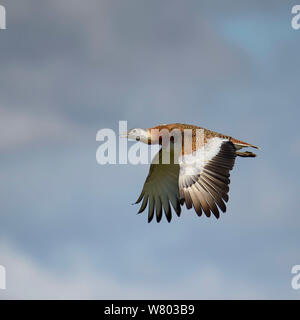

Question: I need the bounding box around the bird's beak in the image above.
[119,131,128,138]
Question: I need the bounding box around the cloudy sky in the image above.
[0,0,300,299]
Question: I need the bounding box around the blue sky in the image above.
[0,0,300,299]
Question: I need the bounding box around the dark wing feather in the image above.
[135,149,181,223]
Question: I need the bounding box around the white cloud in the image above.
[0,107,79,150]
[0,241,269,299]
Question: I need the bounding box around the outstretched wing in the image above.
[135,149,181,223]
[179,138,236,219]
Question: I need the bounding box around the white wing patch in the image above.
[178,138,236,219]
[179,138,227,176]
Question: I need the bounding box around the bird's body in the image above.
[124,123,259,223]
[149,123,258,153]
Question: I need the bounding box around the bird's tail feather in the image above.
[236,151,257,158]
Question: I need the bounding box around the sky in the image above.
[0,0,300,299]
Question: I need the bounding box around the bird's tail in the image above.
[230,137,260,150]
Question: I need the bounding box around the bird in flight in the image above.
[123,123,259,223]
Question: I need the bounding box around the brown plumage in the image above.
[149,123,259,153]
[125,123,259,223]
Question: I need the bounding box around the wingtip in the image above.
[166,215,172,223]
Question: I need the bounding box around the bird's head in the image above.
[121,128,149,143]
